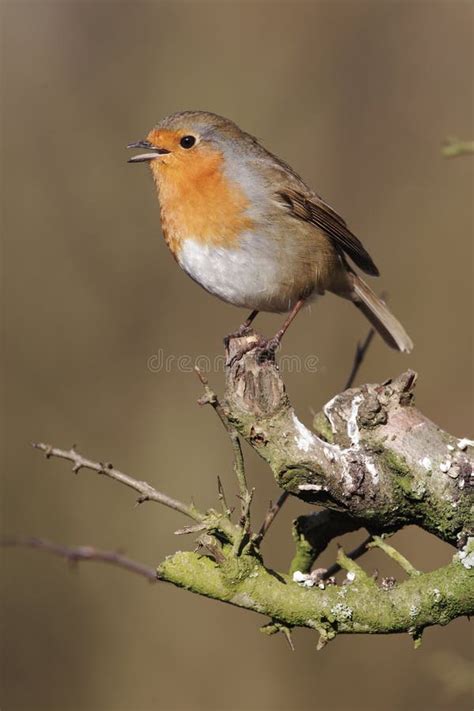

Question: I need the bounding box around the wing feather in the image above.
[277,188,379,277]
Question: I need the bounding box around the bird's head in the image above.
[128,111,248,174]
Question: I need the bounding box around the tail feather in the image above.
[349,274,413,353]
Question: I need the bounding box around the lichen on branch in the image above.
[224,335,473,546]
[6,331,473,647]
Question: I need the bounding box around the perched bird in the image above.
[128,111,412,353]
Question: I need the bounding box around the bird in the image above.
[128,111,413,353]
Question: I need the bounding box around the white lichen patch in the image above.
[323,446,336,463]
[331,603,353,621]
[292,413,317,453]
[346,571,356,582]
[419,457,432,471]
[457,538,474,569]
[298,483,326,492]
[347,394,364,446]
[409,605,419,620]
[365,457,380,484]
[292,570,315,588]
[323,394,340,434]
[457,438,474,451]
[431,588,442,603]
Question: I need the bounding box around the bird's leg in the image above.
[224,310,259,347]
[264,299,306,354]
[225,301,305,366]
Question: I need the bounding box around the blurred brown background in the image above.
[1,1,473,710]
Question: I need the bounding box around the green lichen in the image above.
[312,412,334,443]
[221,555,258,587]
[157,550,474,638]
[383,450,411,476]
[278,465,318,491]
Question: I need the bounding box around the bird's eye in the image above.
[180,135,196,149]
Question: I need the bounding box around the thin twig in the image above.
[322,534,373,580]
[368,535,420,577]
[217,475,231,517]
[195,368,250,522]
[253,491,290,548]
[31,443,204,523]
[344,328,375,390]
[442,136,474,158]
[1,537,157,581]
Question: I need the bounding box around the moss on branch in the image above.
[158,545,473,641]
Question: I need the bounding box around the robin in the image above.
[128,111,413,353]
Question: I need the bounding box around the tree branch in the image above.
[223,337,473,546]
[195,368,251,535]
[12,331,472,645]
[2,537,157,581]
[32,442,203,521]
[442,136,474,158]
[368,535,420,577]
[31,442,239,545]
[157,543,473,646]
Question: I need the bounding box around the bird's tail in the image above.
[349,273,413,353]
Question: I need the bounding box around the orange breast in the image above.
[149,147,254,257]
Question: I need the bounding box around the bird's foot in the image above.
[225,333,265,367]
[225,333,281,367]
[255,335,281,362]
[223,323,254,350]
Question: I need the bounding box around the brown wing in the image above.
[277,188,379,277]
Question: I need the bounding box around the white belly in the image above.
[177,234,304,313]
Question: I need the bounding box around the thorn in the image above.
[282,626,295,651]
[194,365,208,386]
[217,475,230,516]
[174,523,207,535]
[316,635,328,651]
[217,475,224,496]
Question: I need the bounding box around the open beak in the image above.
[127,140,170,163]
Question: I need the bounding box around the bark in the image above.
[224,335,473,546]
